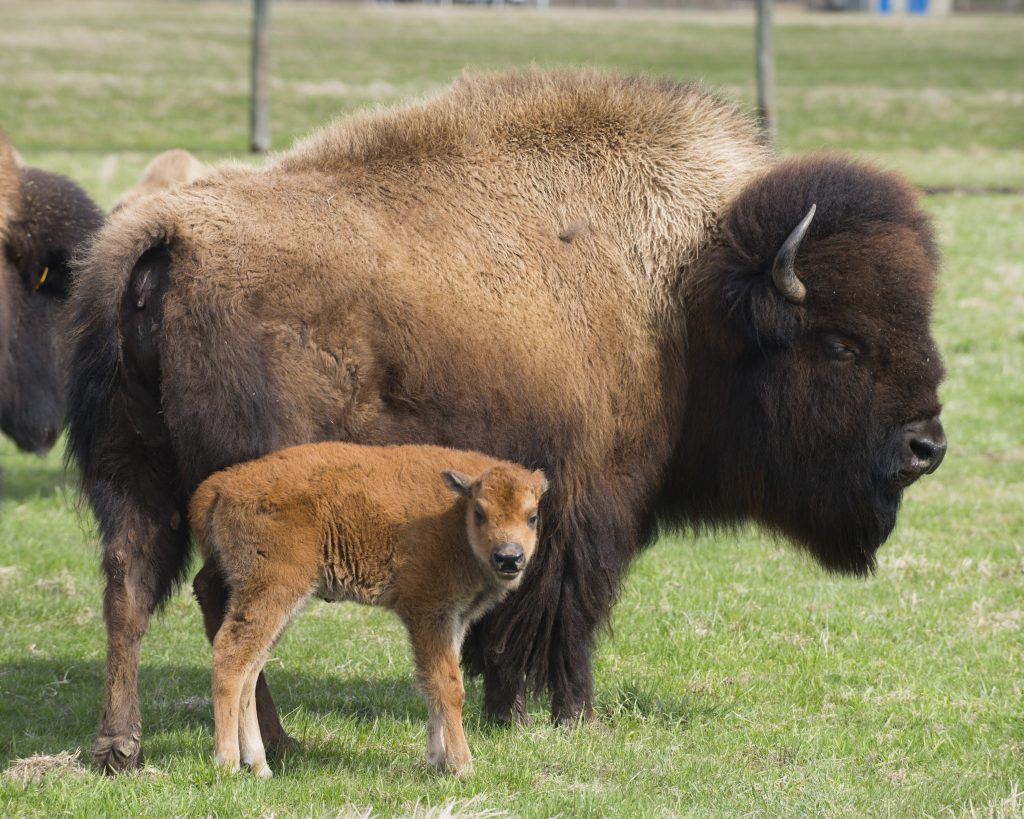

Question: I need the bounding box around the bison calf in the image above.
[189,442,547,778]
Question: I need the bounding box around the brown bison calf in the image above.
[189,442,547,778]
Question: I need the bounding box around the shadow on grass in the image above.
[0,657,428,770]
[1,659,724,771]
[0,456,71,503]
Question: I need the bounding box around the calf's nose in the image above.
[491,544,525,575]
[901,416,947,480]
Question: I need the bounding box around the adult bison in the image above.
[67,70,947,772]
[0,132,103,453]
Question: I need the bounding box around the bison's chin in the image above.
[1,414,62,455]
[771,480,902,576]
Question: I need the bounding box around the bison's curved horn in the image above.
[771,203,816,305]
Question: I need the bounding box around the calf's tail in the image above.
[187,480,222,562]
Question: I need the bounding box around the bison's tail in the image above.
[66,212,175,494]
[66,210,192,602]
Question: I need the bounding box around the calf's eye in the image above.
[527,512,538,528]
[474,504,486,526]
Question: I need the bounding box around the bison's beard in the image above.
[664,399,903,576]
[750,424,916,576]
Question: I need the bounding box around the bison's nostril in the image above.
[910,436,946,470]
[899,416,947,483]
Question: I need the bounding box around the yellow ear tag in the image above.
[34,266,48,291]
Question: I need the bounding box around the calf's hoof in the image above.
[93,732,143,774]
[251,762,273,779]
[448,756,474,778]
[215,752,241,774]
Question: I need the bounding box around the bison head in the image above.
[0,136,103,454]
[675,156,946,574]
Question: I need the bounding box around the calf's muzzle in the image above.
[491,544,525,575]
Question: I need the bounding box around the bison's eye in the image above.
[474,504,486,526]
[822,333,860,362]
[527,511,538,529]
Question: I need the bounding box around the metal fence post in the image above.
[755,0,776,148]
[250,0,271,153]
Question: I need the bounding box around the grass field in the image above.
[1,1,1023,816]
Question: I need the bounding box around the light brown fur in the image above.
[189,442,546,778]
[111,149,208,213]
[79,69,767,506]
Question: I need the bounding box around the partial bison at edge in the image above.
[0,132,103,453]
[66,70,947,773]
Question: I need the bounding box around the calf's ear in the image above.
[534,471,549,497]
[441,470,473,498]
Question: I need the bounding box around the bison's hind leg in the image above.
[94,486,191,774]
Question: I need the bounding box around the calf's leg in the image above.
[211,579,308,774]
[411,626,472,776]
[193,560,297,753]
[238,667,272,778]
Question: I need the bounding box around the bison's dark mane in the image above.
[8,168,103,294]
[657,156,939,575]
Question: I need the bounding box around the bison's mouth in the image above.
[891,452,945,490]
[891,469,922,489]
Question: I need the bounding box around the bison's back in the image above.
[281,69,767,298]
[71,68,766,513]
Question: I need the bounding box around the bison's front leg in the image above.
[94,509,190,773]
[479,598,595,725]
[480,646,530,725]
[478,500,618,725]
[192,561,298,754]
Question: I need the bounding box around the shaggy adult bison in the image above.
[0,132,103,453]
[67,70,947,772]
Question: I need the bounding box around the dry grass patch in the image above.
[5,749,87,785]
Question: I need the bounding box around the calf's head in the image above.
[442,464,548,584]
[681,156,946,574]
[0,135,103,453]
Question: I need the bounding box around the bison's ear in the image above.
[441,470,474,498]
[534,470,549,498]
[722,275,803,350]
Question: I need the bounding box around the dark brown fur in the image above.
[66,70,945,771]
[190,442,545,778]
[0,131,103,453]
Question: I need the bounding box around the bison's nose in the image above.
[491,544,525,576]
[898,416,947,485]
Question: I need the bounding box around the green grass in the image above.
[1,2,1023,816]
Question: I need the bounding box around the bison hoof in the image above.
[93,732,144,774]
[265,732,301,756]
[482,696,531,726]
[252,762,274,779]
[450,758,474,778]
[551,699,594,726]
